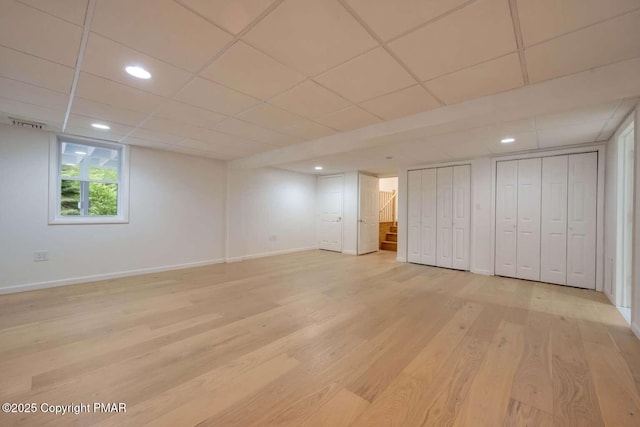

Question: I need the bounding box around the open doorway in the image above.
[617,122,635,322]
[379,177,398,251]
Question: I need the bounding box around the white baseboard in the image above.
[0,258,226,295]
[227,246,317,263]
[471,269,492,276]
[342,249,357,255]
[396,256,406,262]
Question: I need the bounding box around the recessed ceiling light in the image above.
[501,137,516,144]
[91,123,110,130]
[315,166,323,170]
[385,156,393,160]
[125,65,151,79]
[75,151,87,155]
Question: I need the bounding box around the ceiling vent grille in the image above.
[10,117,46,130]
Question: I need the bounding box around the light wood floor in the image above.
[1,250,639,426]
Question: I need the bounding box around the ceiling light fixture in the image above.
[125,65,151,79]
[314,166,323,170]
[75,151,87,155]
[91,123,110,130]
[501,137,516,144]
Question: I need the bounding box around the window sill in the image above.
[49,217,129,225]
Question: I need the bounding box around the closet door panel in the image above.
[407,170,421,263]
[420,168,437,265]
[541,156,568,285]
[567,152,597,289]
[516,158,542,281]
[436,167,453,268]
[452,165,470,270]
[495,161,518,277]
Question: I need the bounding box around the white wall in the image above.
[397,158,492,273]
[379,177,398,192]
[604,130,620,301]
[0,124,227,293]
[226,166,317,261]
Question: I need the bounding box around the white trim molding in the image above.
[0,258,226,295]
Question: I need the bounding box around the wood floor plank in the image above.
[0,250,638,427]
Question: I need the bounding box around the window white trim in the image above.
[48,134,130,225]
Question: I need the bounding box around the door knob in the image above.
[336,217,342,222]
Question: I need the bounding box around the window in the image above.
[49,135,129,224]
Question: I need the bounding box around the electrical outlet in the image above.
[34,250,49,262]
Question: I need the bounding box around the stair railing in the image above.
[379,190,397,223]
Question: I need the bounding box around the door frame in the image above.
[489,143,606,291]
[317,174,344,252]
[616,120,635,307]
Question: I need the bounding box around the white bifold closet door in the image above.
[516,158,541,281]
[452,165,470,270]
[567,152,597,289]
[407,170,421,263]
[436,167,453,268]
[495,161,518,277]
[421,168,438,265]
[495,153,597,289]
[541,156,568,285]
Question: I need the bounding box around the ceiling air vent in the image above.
[10,117,46,130]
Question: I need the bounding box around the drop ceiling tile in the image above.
[82,33,193,97]
[237,103,307,130]
[130,128,185,145]
[270,80,350,119]
[175,77,260,115]
[345,0,471,41]
[315,47,416,103]
[18,0,88,25]
[71,98,148,126]
[177,0,277,34]
[0,0,82,66]
[283,121,336,140]
[201,41,305,100]
[140,116,203,140]
[0,76,68,110]
[242,0,378,75]
[75,73,164,113]
[535,101,619,130]
[359,85,440,120]
[537,122,604,147]
[213,117,296,144]
[0,45,74,93]
[518,0,640,47]
[388,0,516,81]
[525,11,640,83]
[0,96,64,126]
[425,54,524,105]
[92,0,233,72]
[154,99,227,129]
[316,105,381,131]
[66,114,135,140]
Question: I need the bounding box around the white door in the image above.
[358,173,379,255]
[407,170,421,263]
[436,167,453,268]
[452,165,470,270]
[516,158,541,281]
[317,175,343,252]
[567,152,597,289]
[541,155,568,285]
[495,160,518,277]
[420,168,438,266]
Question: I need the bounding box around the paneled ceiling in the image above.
[0,0,639,166]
